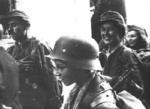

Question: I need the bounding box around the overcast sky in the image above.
[126,0,150,38]
[16,0,150,47]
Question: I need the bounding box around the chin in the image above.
[63,82,73,86]
[129,43,135,47]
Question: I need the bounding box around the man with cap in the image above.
[97,10,144,98]
[6,9,63,109]
[48,35,119,109]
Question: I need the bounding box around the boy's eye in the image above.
[100,27,114,32]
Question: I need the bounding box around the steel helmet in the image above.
[96,10,126,37]
[49,36,102,70]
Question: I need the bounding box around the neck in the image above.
[19,30,29,44]
[108,45,116,53]
[108,41,120,53]
[76,71,94,88]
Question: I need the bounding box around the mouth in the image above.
[55,73,60,76]
[103,36,111,42]
[128,41,135,46]
[104,37,109,41]
[103,35,110,39]
[128,40,133,44]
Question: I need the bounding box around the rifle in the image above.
[112,68,134,90]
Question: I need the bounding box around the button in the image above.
[32,83,38,89]
[25,78,29,84]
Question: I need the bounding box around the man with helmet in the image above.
[6,10,63,109]
[97,10,144,98]
[48,36,119,109]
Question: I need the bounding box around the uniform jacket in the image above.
[64,74,119,109]
[7,37,62,109]
[135,48,150,106]
[103,45,144,97]
[0,47,22,109]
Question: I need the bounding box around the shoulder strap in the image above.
[90,81,117,109]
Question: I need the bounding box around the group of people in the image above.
[98,11,150,107]
[0,8,149,109]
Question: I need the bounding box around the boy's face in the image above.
[99,22,121,46]
[54,60,82,86]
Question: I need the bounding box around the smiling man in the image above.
[97,10,144,98]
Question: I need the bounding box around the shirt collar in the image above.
[105,42,123,57]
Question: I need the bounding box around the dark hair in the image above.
[127,29,148,50]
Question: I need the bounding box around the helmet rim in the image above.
[48,36,102,70]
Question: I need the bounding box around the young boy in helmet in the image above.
[48,36,119,109]
[97,10,144,98]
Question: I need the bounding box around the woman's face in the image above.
[127,30,139,47]
[54,60,81,86]
[100,22,121,46]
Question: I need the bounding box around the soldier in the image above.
[48,36,119,109]
[97,10,144,98]
[6,10,63,109]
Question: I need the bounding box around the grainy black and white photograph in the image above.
[0,0,150,109]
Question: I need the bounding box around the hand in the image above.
[138,52,145,58]
[19,58,37,72]
[138,51,150,59]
